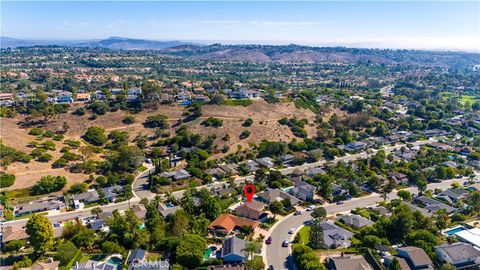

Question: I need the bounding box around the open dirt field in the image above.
[1,100,320,191]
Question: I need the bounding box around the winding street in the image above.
[263,176,475,270]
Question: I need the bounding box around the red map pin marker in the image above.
[243,184,256,202]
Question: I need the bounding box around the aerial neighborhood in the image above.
[1,41,480,270]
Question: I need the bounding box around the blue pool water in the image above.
[165,203,175,208]
[445,227,466,236]
[107,257,122,270]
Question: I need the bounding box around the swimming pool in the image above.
[107,256,122,270]
[444,226,466,236]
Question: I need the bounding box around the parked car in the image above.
[336,201,344,205]
[288,228,296,234]
[265,236,272,245]
[306,205,316,211]
[294,210,302,216]
[269,265,274,270]
[282,240,289,247]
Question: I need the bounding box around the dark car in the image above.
[336,201,344,205]
[269,265,275,270]
[294,210,302,216]
[265,236,272,245]
[282,240,289,247]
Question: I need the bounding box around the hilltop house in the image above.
[159,169,191,181]
[55,91,73,104]
[15,195,66,217]
[75,92,91,103]
[340,214,374,230]
[0,93,14,106]
[256,157,274,168]
[127,87,142,102]
[72,189,100,209]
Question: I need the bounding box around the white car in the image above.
[282,240,289,247]
[306,205,316,211]
[288,228,296,234]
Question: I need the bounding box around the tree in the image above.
[311,207,327,220]
[308,219,324,249]
[101,241,124,254]
[32,175,67,195]
[108,145,144,172]
[69,183,88,194]
[397,190,412,201]
[169,210,190,237]
[84,126,107,146]
[4,239,25,252]
[243,118,254,127]
[0,173,15,188]
[145,114,169,128]
[26,214,54,256]
[388,258,401,270]
[176,234,206,269]
[56,241,79,265]
[269,201,284,218]
[243,241,261,261]
[91,207,103,218]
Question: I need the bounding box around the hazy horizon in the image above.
[2,1,479,52]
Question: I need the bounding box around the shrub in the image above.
[201,117,223,127]
[56,241,79,266]
[0,173,16,188]
[243,118,253,127]
[29,128,44,136]
[37,153,53,162]
[123,115,135,124]
[73,107,86,116]
[41,141,56,151]
[60,146,71,153]
[31,148,47,158]
[43,130,55,138]
[52,158,69,168]
[65,140,81,148]
[239,130,251,139]
[69,183,88,194]
[53,134,64,141]
[4,239,24,252]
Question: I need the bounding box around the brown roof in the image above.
[397,246,433,268]
[209,214,260,234]
[1,226,28,243]
[235,201,265,220]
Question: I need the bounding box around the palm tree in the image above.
[242,241,261,261]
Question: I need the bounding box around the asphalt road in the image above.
[1,139,435,228]
[264,176,474,270]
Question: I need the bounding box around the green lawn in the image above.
[223,99,253,106]
[295,226,311,245]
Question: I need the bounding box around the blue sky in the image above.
[2,1,479,51]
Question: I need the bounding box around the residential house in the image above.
[93,90,107,100]
[340,214,374,229]
[344,142,367,152]
[427,142,451,151]
[157,203,182,218]
[75,93,91,103]
[396,246,434,270]
[127,249,146,265]
[423,129,449,137]
[327,255,373,270]
[219,164,239,176]
[194,94,210,102]
[393,149,416,161]
[208,214,260,236]
[207,167,226,179]
[257,189,300,206]
[281,154,295,165]
[437,188,469,204]
[435,242,480,270]
[305,167,326,177]
[213,187,237,197]
[176,91,191,101]
[256,157,274,168]
[414,196,457,214]
[55,91,73,104]
[320,221,354,249]
[454,228,480,249]
[234,200,266,220]
[332,184,348,197]
[101,185,124,202]
[221,236,247,263]
[30,258,60,270]
[245,160,259,172]
[0,93,14,106]
[132,204,147,219]
[226,88,260,99]
[127,87,142,102]
[383,256,412,270]
[159,169,191,181]
[388,172,409,185]
[72,189,100,208]
[15,196,66,217]
[89,219,108,232]
[289,181,315,201]
[72,255,122,270]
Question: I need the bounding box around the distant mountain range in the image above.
[0,36,197,50]
[2,36,479,67]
